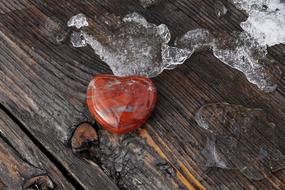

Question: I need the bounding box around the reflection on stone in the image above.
[86,74,157,134]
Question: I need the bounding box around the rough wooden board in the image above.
[0,8,119,190]
[0,0,284,189]
[69,125,194,189]
[78,129,197,190]
[0,1,196,189]
[0,108,75,189]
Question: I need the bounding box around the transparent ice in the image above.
[68,12,189,77]
[40,17,68,45]
[67,13,89,29]
[70,31,87,47]
[67,10,281,92]
[214,1,228,17]
[212,32,279,92]
[232,0,285,46]
[195,103,285,180]
[138,0,160,8]
[176,29,280,92]
[175,28,214,53]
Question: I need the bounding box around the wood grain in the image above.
[0,108,75,189]
[0,0,284,189]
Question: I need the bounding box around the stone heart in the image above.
[86,74,157,134]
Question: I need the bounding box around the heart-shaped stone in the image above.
[86,74,157,134]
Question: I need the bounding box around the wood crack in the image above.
[0,104,86,190]
[0,131,41,170]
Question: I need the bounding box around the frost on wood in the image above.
[214,1,228,17]
[232,0,285,46]
[67,13,88,29]
[195,103,285,180]
[176,29,280,92]
[70,31,87,47]
[138,0,160,8]
[68,12,189,77]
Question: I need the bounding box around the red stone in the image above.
[86,74,157,134]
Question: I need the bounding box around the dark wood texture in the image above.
[0,0,284,189]
[0,108,75,189]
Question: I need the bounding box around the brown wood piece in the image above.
[0,109,74,189]
[0,0,284,189]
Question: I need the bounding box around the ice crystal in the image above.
[176,29,280,92]
[138,0,160,8]
[67,13,89,29]
[67,10,281,92]
[195,103,285,180]
[214,1,228,17]
[212,32,279,92]
[39,17,68,44]
[232,0,285,46]
[68,12,188,77]
[70,31,87,47]
[175,28,214,53]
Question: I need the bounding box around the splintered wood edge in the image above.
[138,127,206,190]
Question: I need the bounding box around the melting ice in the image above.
[67,13,89,29]
[195,103,285,180]
[69,12,190,77]
[68,6,282,92]
[232,0,285,46]
[174,0,284,92]
[176,29,280,92]
[214,1,228,17]
[138,0,160,8]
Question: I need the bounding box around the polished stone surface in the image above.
[87,74,157,134]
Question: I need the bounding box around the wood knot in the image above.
[71,122,98,153]
[23,175,55,190]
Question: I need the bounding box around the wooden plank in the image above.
[0,108,75,189]
[0,29,119,190]
[0,1,198,189]
[0,0,284,189]
[0,3,119,189]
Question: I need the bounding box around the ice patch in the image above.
[68,12,188,77]
[195,103,285,180]
[176,29,280,92]
[67,11,281,92]
[67,13,89,29]
[215,1,228,17]
[232,0,285,46]
[70,31,87,47]
[212,32,279,92]
[138,0,160,8]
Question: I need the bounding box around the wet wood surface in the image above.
[0,0,284,189]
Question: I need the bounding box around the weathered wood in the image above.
[0,108,75,189]
[0,1,195,189]
[78,127,197,190]
[0,4,119,189]
[0,0,284,189]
